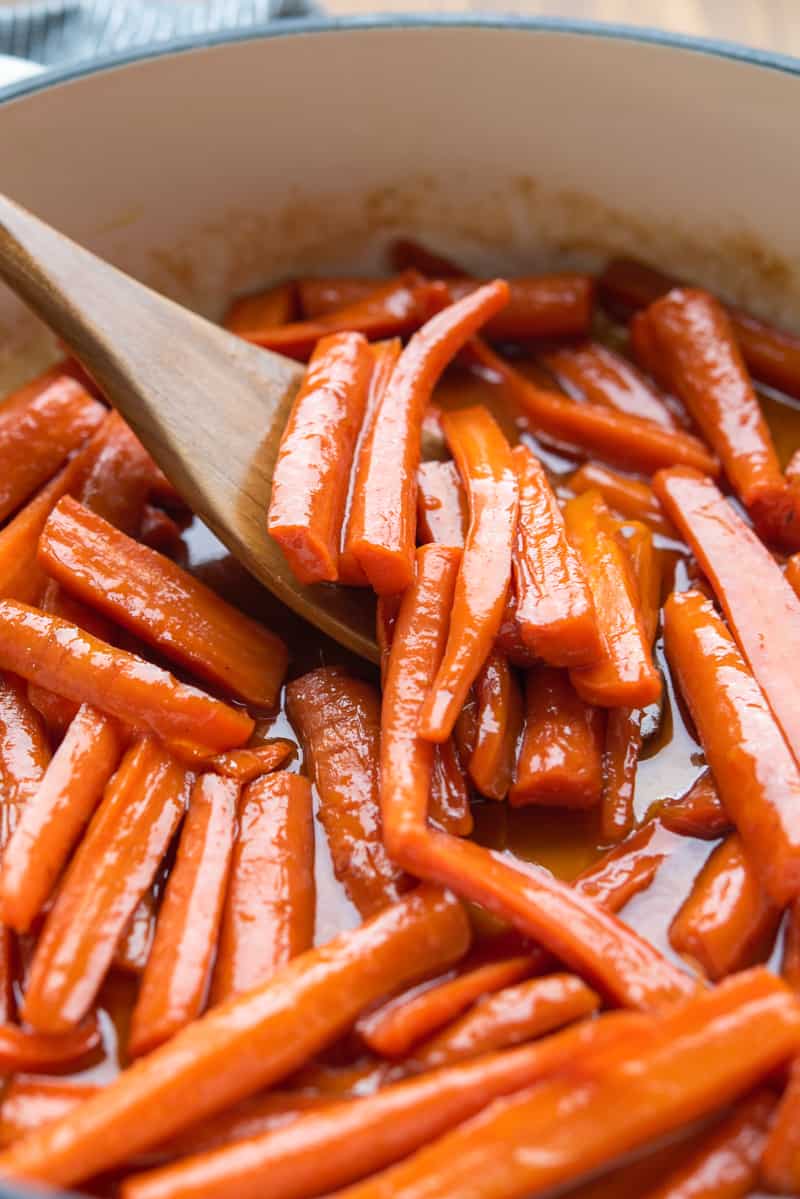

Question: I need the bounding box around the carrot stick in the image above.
[601,708,644,843]
[40,495,288,707]
[654,467,800,765]
[350,282,510,595]
[0,1019,101,1073]
[376,592,402,684]
[511,445,601,667]
[407,974,600,1073]
[567,463,676,537]
[641,1088,776,1199]
[138,504,186,561]
[286,668,409,916]
[783,901,800,996]
[119,1011,645,1199]
[669,833,781,982]
[646,289,794,541]
[429,740,473,836]
[223,281,297,335]
[493,589,538,668]
[114,890,157,975]
[268,331,373,584]
[0,703,123,932]
[211,772,314,1004]
[0,929,16,1024]
[129,773,238,1055]
[0,1080,103,1146]
[21,737,189,1033]
[652,772,732,841]
[0,600,254,758]
[761,1060,800,1193]
[0,672,51,851]
[339,338,403,585]
[75,409,162,533]
[297,277,380,317]
[419,406,518,741]
[357,954,539,1059]
[0,368,104,523]
[329,968,800,1199]
[468,652,523,801]
[0,886,469,1187]
[542,341,677,429]
[564,490,662,708]
[509,667,604,809]
[210,741,294,784]
[416,460,467,547]
[471,339,719,476]
[574,818,678,913]
[664,588,800,907]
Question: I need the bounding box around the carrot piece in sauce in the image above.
[350,282,510,595]
[129,773,238,1056]
[0,673,51,850]
[210,741,294,784]
[511,445,601,668]
[568,462,676,538]
[0,886,469,1188]
[0,1080,103,1146]
[416,460,467,547]
[223,281,297,335]
[664,588,800,907]
[760,1060,800,1194]
[0,1020,101,1075]
[468,652,523,801]
[430,739,473,837]
[542,341,677,430]
[114,891,158,976]
[268,331,373,584]
[419,405,518,742]
[655,770,732,840]
[574,818,679,913]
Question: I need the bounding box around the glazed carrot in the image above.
[0,368,104,523]
[245,274,445,360]
[339,338,403,585]
[287,668,408,917]
[511,444,601,667]
[654,467,800,764]
[0,673,51,847]
[664,589,800,907]
[408,974,600,1073]
[376,592,402,684]
[654,771,731,841]
[350,282,510,595]
[542,341,676,429]
[430,740,473,836]
[786,551,800,601]
[268,331,373,584]
[0,930,15,1024]
[761,1060,800,1193]
[114,891,157,975]
[119,1012,646,1199]
[629,308,677,393]
[389,238,464,277]
[331,969,800,1199]
[0,704,123,932]
[783,901,800,995]
[509,667,604,809]
[76,409,162,534]
[646,289,793,540]
[471,339,718,476]
[420,404,448,460]
[0,886,469,1187]
[669,833,781,982]
[568,463,676,537]
[0,1080,102,1146]
[297,277,381,317]
[601,708,644,843]
[211,772,314,1004]
[575,818,679,913]
[129,773,238,1055]
[493,589,538,668]
[357,954,539,1059]
[419,406,518,741]
[210,740,294,783]
[223,281,297,335]
[138,504,186,561]
[380,545,462,856]
[416,460,467,546]
[22,738,189,1033]
[564,490,661,708]
[0,600,254,758]
[468,652,523,801]
[41,495,288,707]
[0,1019,100,1073]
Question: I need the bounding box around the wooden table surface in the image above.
[322,0,799,59]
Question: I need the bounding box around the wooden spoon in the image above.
[0,193,379,662]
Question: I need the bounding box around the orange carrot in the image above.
[211,772,314,1004]
[22,738,190,1033]
[574,818,678,913]
[468,652,523,801]
[0,600,254,758]
[129,773,238,1056]
[0,1019,100,1074]
[416,460,467,547]
[669,833,781,982]
[564,490,662,708]
[471,339,719,476]
[210,741,294,784]
[542,341,676,429]
[761,1060,800,1193]
[0,368,104,523]
[664,588,800,907]
[0,673,51,850]
[655,771,732,840]
[568,462,676,537]
[389,239,465,277]
[493,589,538,668]
[40,495,288,707]
[350,282,510,595]
[268,331,373,584]
[297,277,381,316]
[654,467,800,764]
[0,704,122,932]
[0,930,15,1024]
[330,969,800,1199]
[783,901,800,995]
[511,444,601,667]
[509,667,604,809]
[419,406,518,741]
[138,504,186,561]
[223,281,297,335]
[286,668,409,917]
[601,708,644,843]
[114,891,157,976]
[0,886,469,1187]
[0,1080,103,1146]
[429,740,473,837]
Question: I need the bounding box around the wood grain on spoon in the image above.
[0,194,378,662]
